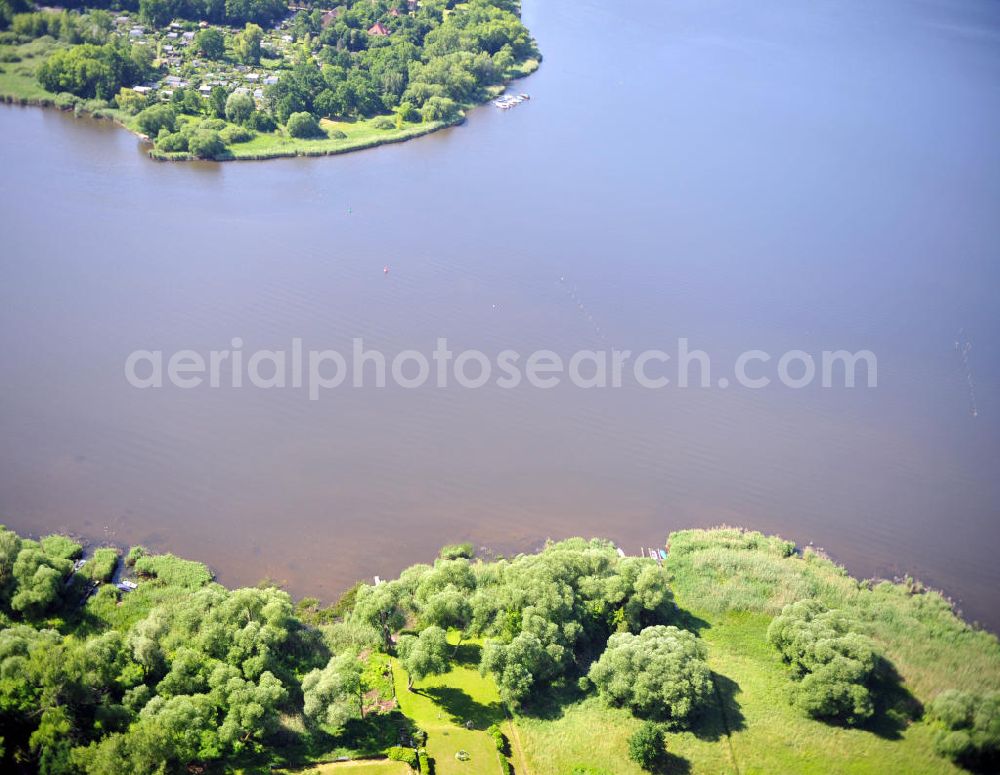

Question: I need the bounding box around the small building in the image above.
[263,75,279,85]
[182,31,196,41]
[321,8,341,27]
[389,7,400,16]
[132,85,152,94]
[367,21,390,36]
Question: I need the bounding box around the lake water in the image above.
[2,0,999,627]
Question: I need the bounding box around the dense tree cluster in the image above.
[928,689,1000,770]
[267,0,536,123]
[37,40,152,99]
[350,538,676,706]
[9,9,112,43]
[137,0,287,28]
[767,599,878,725]
[0,525,325,773]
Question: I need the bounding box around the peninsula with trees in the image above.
[1,524,998,774]
[0,0,539,160]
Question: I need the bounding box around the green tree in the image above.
[138,0,172,28]
[398,625,449,691]
[187,129,226,159]
[10,542,72,617]
[587,625,713,725]
[208,86,228,119]
[135,103,177,137]
[195,27,225,59]
[420,95,458,122]
[0,525,23,604]
[286,110,323,138]
[302,652,364,730]
[928,690,1000,769]
[767,600,877,725]
[234,22,263,65]
[628,720,667,771]
[480,632,556,705]
[225,91,256,125]
[115,88,148,116]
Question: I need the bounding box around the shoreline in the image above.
[0,58,540,163]
[25,520,992,637]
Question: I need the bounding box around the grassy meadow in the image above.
[511,528,998,774]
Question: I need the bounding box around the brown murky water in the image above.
[2,0,999,626]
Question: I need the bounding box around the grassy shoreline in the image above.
[0,44,540,162]
[1,524,997,773]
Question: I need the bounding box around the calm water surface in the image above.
[2,0,999,626]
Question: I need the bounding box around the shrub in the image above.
[420,95,458,122]
[439,542,474,560]
[628,721,666,771]
[250,110,276,132]
[417,748,431,774]
[386,746,418,767]
[155,130,189,152]
[115,87,147,115]
[54,91,78,110]
[371,115,394,130]
[135,104,176,137]
[767,599,877,725]
[220,124,255,144]
[928,689,1000,769]
[286,111,324,138]
[188,129,226,160]
[327,128,347,139]
[587,625,713,725]
[486,723,509,754]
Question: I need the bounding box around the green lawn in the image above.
[514,608,962,775]
[278,759,412,775]
[0,38,60,102]
[220,115,456,161]
[391,636,509,775]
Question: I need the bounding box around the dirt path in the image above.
[504,712,531,775]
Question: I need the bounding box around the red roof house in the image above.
[367,21,390,36]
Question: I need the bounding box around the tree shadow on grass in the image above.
[672,606,711,636]
[517,677,587,721]
[649,751,693,775]
[451,641,482,668]
[691,672,746,742]
[422,686,507,728]
[860,656,922,741]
